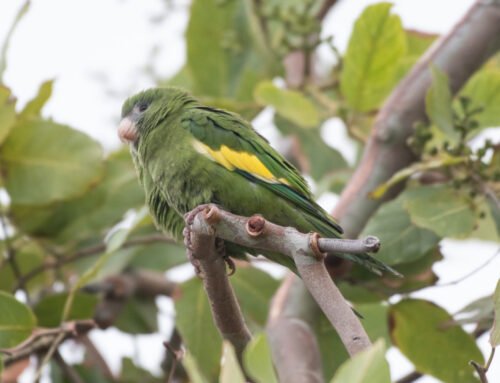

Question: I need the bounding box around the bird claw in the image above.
[216,238,236,276]
[224,256,236,276]
[184,204,212,227]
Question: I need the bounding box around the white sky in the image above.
[1,0,499,382]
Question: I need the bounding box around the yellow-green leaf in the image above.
[426,66,459,142]
[390,299,483,383]
[254,82,320,128]
[175,278,222,382]
[19,80,53,120]
[330,339,389,383]
[460,68,500,130]
[220,342,245,383]
[1,119,103,205]
[243,333,278,383]
[341,3,406,112]
[491,279,500,347]
[0,291,36,348]
[0,86,16,145]
[362,197,440,265]
[371,155,467,199]
[403,184,476,238]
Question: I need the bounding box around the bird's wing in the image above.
[181,106,343,236]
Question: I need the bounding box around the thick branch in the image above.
[188,209,253,376]
[267,274,324,383]
[271,0,500,379]
[188,206,375,357]
[334,0,500,238]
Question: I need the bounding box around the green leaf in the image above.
[1,119,103,205]
[114,298,158,334]
[0,291,36,348]
[19,80,53,120]
[51,362,111,383]
[186,0,278,101]
[274,115,347,181]
[0,241,49,292]
[370,155,467,199]
[406,30,437,57]
[220,342,245,383]
[470,197,500,242]
[341,3,406,112]
[426,66,458,142]
[403,184,476,238]
[355,303,390,346]
[127,242,186,271]
[61,250,115,322]
[491,279,500,347]
[362,197,440,265]
[330,339,390,383]
[459,68,500,130]
[11,148,144,243]
[104,206,149,253]
[255,82,320,128]
[34,292,97,327]
[390,299,483,382]
[232,267,278,328]
[175,277,221,382]
[315,302,390,378]
[395,30,437,80]
[119,357,163,383]
[0,1,30,81]
[183,352,207,383]
[0,86,16,145]
[243,333,278,383]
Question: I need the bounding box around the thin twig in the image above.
[53,351,85,383]
[470,347,496,383]
[317,0,341,21]
[14,234,175,290]
[163,340,183,383]
[79,334,115,380]
[436,247,500,287]
[2,320,95,367]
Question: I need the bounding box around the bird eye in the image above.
[138,103,149,112]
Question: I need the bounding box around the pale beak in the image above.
[118,116,138,143]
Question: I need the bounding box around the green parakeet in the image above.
[119,87,398,276]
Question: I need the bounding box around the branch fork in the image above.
[183,204,381,374]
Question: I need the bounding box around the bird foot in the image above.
[183,226,203,277]
[184,204,213,227]
[216,238,236,276]
[183,205,236,277]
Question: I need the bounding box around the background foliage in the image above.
[0,1,499,382]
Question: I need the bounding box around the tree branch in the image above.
[1,320,95,367]
[187,206,377,359]
[187,208,253,377]
[333,0,500,239]
[270,0,500,379]
[87,269,179,329]
[14,234,175,291]
[267,274,324,383]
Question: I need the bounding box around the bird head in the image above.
[118,87,193,146]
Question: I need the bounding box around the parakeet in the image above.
[118,87,398,276]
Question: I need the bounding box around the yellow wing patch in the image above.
[193,140,289,185]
